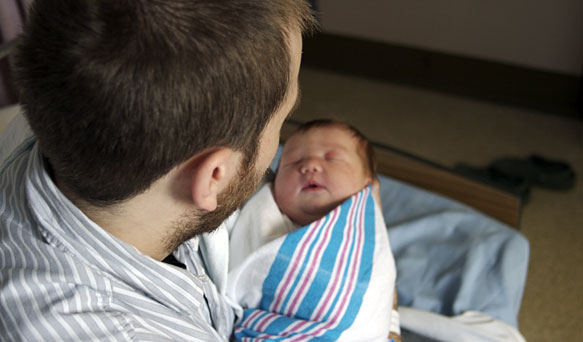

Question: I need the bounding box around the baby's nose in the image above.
[300,157,322,173]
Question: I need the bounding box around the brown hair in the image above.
[15,0,317,206]
[290,119,377,179]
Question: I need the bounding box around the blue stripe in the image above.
[278,220,327,315]
[235,188,377,341]
[258,213,329,312]
[294,195,354,321]
[294,191,366,341]
[237,308,303,341]
[318,191,376,341]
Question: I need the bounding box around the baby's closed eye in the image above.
[281,157,302,167]
[325,151,346,161]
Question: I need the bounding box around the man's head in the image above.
[273,119,377,226]
[15,0,316,208]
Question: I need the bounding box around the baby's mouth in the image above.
[302,180,325,191]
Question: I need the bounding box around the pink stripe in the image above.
[242,310,264,329]
[254,331,288,341]
[270,217,327,312]
[286,192,364,342]
[289,189,370,341]
[279,320,311,337]
[278,193,362,340]
[255,312,280,332]
[328,188,366,325]
[283,321,329,340]
[311,191,361,321]
[238,324,283,342]
[238,312,292,341]
[243,329,290,341]
[285,208,339,315]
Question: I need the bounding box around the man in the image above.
[0,0,316,340]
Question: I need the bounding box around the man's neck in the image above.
[55,175,192,261]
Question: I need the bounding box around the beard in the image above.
[163,153,264,252]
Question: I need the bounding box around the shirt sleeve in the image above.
[0,269,225,342]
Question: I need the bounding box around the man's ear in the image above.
[189,148,240,212]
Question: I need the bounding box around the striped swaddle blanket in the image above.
[227,184,395,341]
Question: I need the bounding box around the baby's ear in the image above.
[188,148,241,211]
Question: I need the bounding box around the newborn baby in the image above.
[228,119,399,341]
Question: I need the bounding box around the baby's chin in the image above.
[291,200,343,225]
[284,190,362,226]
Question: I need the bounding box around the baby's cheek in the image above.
[349,170,371,189]
[279,184,297,200]
[273,178,290,203]
[274,192,297,218]
[275,172,295,194]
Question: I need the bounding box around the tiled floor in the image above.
[293,67,583,342]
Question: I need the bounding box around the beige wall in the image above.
[318,0,582,75]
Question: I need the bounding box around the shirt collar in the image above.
[24,142,206,313]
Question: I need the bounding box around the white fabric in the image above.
[227,184,396,341]
[228,184,297,271]
[390,309,401,336]
[199,212,238,295]
[400,307,526,342]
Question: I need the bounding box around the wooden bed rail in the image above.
[280,121,522,228]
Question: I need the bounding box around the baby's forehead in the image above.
[277,124,371,175]
[280,126,365,166]
[284,125,358,149]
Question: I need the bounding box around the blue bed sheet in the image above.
[379,176,528,328]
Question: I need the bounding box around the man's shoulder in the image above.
[0,223,130,340]
[0,135,36,179]
[0,136,38,240]
[0,273,133,341]
[0,137,130,340]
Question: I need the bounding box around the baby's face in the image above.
[273,126,371,226]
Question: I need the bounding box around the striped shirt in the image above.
[0,138,235,341]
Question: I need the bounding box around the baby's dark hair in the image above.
[290,119,377,179]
